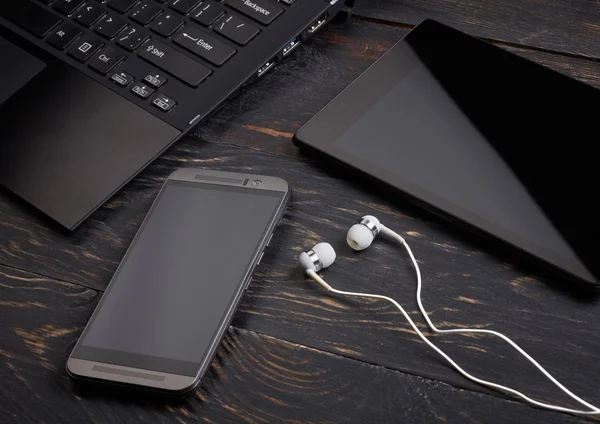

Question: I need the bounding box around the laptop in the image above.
[0,0,352,230]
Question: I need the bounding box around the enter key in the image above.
[173,27,236,66]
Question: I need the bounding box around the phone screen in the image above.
[71,179,286,376]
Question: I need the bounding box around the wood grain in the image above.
[2,3,600,422]
[0,265,592,423]
[352,0,600,59]
[2,142,599,411]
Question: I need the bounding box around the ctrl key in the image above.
[152,94,176,112]
[89,47,126,75]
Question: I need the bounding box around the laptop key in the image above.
[173,27,236,66]
[53,0,86,15]
[129,1,162,25]
[139,39,211,87]
[111,70,134,86]
[131,82,155,99]
[0,1,62,38]
[214,15,259,46]
[68,36,104,62]
[168,0,200,14]
[152,94,176,112]
[89,47,126,74]
[47,23,82,49]
[108,0,139,13]
[225,0,283,25]
[151,13,184,37]
[116,26,148,51]
[74,4,106,27]
[191,1,224,26]
[95,15,127,39]
[144,73,167,88]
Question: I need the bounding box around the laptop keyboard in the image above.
[0,0,298,118]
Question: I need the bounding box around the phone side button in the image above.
[245,277,252,290]
[257,252,264,265]
[266,234,273,246]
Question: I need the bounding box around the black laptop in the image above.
[0,0,351,230]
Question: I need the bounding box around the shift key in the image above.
[138,40,211,87]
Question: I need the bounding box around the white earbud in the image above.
[346,215,384,251]
[299,242,336,273]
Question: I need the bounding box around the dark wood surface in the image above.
[2,1,600,423]
[354,0,600,58]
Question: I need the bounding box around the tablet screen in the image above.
[296,20,599,285]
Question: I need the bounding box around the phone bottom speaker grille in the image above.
[92,365,166,382]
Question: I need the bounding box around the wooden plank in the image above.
[352,0,600,59]
[194,19,600,159]
[0,265,590,423]
[2,142,600,408]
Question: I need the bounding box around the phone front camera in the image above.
[251,180,262,187]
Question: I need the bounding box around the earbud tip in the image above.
[347,224,374,251]
[312,243,336,268]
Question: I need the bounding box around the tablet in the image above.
[294,20,599,287]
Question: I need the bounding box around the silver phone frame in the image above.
[67,168,290,393]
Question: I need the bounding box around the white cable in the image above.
[385,228,600,415]
[307,229,600,416]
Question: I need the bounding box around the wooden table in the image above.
[2,1,600,423]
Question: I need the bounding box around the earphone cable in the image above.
[307,232,600,415]
[387,228,600,414]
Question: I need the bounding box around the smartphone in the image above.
[67,168,290,392]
